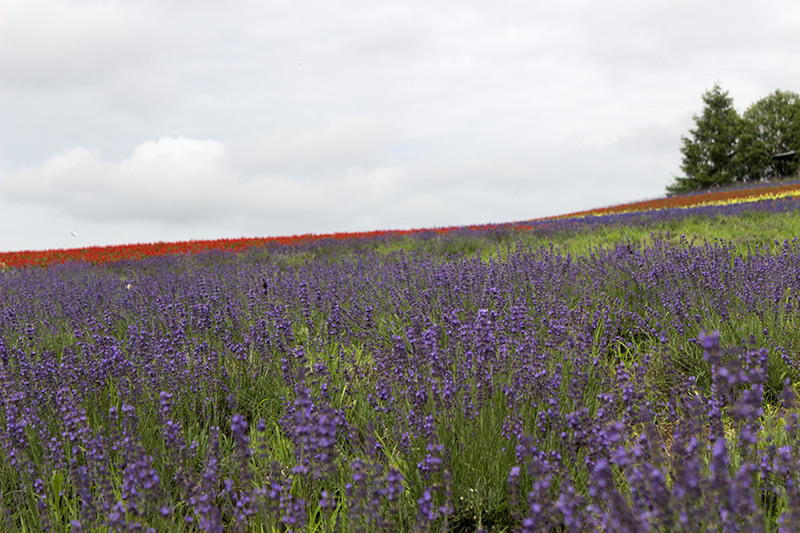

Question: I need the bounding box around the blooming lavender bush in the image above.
[2,227,800,531]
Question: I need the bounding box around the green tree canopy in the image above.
[736,89,800,181]
[667,83,742,194]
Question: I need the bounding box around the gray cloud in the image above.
[101,70,180,119]
[224,118,400,176]
[613,121,688,158]
[0,0,169,90]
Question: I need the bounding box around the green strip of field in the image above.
[369,208,800,261]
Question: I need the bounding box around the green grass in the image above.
[368,209,800,262]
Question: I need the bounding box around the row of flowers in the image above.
[0,224,506,270]
[2,180,799,269]
[552,179,800,219]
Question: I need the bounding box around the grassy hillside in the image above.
[4,182,800,531]
[369,208,800,261]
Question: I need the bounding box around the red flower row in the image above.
[2,181,797,269]
[0,223,506,270]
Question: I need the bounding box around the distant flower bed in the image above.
[551,179,800,219]
[0,225,512,269]
[2,179,800,269]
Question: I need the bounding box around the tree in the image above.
[736,89,800,181]
[667,83,742,194]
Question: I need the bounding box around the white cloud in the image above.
[2,138,228,220]
[0,128,409,226]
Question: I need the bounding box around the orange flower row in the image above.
[547,181,800,220]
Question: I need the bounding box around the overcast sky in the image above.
[1,0,798,252]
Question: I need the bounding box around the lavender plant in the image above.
[3,210,800,531]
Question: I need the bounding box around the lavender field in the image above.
[4,209,800,531]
